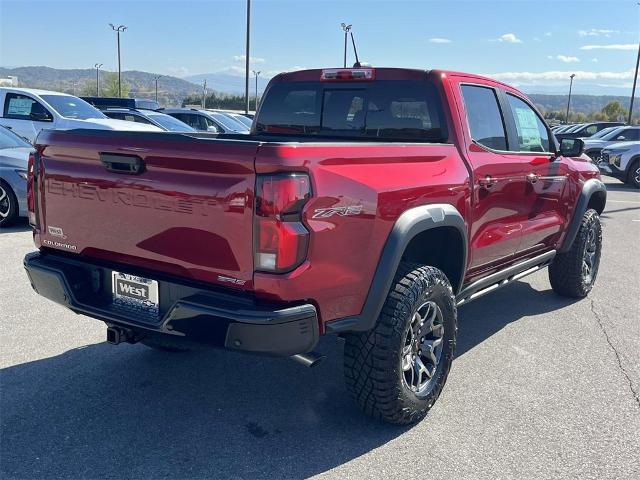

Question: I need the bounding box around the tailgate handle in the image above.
[100,153,145,175]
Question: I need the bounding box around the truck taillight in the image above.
[255,173,311,273]
[321,68,375,81]
[27,152,38,228]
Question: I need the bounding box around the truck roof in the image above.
[273,67,514,90]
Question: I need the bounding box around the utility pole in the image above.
[565,73,575,123]
[252,70,261,111]
[94,63,103,96]
[244,0,251,114]
[202,79,207,109]
[628,42,640,124]
[154,75,163,103]
[340,23,352,67]
[109,23,127,97]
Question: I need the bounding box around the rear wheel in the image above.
[627,159,640,189]
[0,180,18,228]
[344,263,457,425]
[549,209,602,298]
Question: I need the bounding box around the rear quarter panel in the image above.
[253,142,470,325]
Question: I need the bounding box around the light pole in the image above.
[340,23,352,68]
[628,42,640,124]
[244,0,251,114]
[94,63,103,96]
[252,70,261,111]
[565,73,575,124]
[202,79,207,109]
[109,23,127,97]
[154,75,163,103]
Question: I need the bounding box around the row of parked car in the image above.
[0,86,255,227]
[550,121,640,188]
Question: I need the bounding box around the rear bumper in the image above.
[24,251,319,356]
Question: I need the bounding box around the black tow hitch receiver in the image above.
[106,326,141,345]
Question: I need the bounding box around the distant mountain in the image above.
[528,93,632,115]
[184,72,271,95]
[0,66,202,107]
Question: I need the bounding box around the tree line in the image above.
[541,101,638,125]
[181,92,260,110]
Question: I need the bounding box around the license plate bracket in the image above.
[111,271,159,318]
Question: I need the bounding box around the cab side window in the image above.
[584,124,598,136]
[616,129,639,141]
[505,94,550,152]
[461,85,508,151]
[130,114,152,125]
[3,93,53,121]
[202,116,220,132]
[171,113,198,129]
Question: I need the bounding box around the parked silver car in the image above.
[0,126,33,227]
[583,126,640,162]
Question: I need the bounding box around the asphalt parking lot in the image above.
[1,177,639,480]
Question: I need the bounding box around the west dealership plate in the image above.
[111,271,159,317]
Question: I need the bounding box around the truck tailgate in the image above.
[35,130,258,289]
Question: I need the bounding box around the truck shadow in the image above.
[0,217,31,233]
[1,281,577,479]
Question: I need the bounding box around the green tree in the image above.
[601,101,628,122]
[101,72,130,97]
[80,80,98,96]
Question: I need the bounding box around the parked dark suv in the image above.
[555,121,625,141]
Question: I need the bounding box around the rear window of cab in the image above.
[256,80,448,142]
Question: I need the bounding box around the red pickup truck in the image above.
[24,67,605,424]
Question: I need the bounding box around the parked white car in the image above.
[583,125,640,162]
[0,87,161,144]
[598,141,640,189]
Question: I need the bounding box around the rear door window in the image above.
[3,93,52,121]
[460,85,507,151]
[505,94,550,152]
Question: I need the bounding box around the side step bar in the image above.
[456,250,556,306]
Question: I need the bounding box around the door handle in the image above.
[100,153,145,175]
[478,175,496,189]
[526,173,539,184]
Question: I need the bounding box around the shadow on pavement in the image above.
[1,280,578,479]
[603,182,637,193]
[0,217,31,233]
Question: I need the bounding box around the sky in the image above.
[0,0,639,95]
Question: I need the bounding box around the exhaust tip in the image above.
[291,352,326,368]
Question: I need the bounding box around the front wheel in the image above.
[549,209,602,298]
[344,263,457,425]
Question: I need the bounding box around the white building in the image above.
[0,76,19,87]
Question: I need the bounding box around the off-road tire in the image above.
[141,334,192,352]
[549,208,602,298]
[344,263,457,425]
[627,159,640,189]
[0,180,18,228]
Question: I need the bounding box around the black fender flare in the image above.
[559,178,607,253]
[325,204,467,333]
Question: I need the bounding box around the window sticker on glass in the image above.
[7,98,33,116]
[514,106,542,150]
